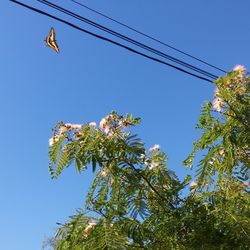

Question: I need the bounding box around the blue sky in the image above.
[1,0,250,249]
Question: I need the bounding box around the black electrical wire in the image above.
[38,0,218,80]
[10,0,214,83]
[39,1,219,80]
[71,0,227,74]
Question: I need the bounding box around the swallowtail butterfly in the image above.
[45,28,59,53]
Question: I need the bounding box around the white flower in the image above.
[64,123,72,127]
[74,130,83,140]
[48,138,54,147]
[242,181,250,188]
[88,220,97,227]
[212,97,223,112]
[83,220,97,237]
[99,114,119,136]
[64,123,82,129]
[118,119,123,126]
[104,125,111,135]
[214,87,220,96]
[233,64,246,78]
[100,168,109,177]
[118,118,129,127]
[148,160,159,170]
[140,154,146,159]
[233,64,245,72]
[71,124,82,129]
[189,181,197,190]
[48,135,60,146]
[89,122,97,127]
[243,181,250,188]
[99,117,108,129]
[219,148,224,156]
[58,125,69,135]
[149,144,160,152]
[212,87,223,112]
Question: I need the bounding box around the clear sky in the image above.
[1,0,250,249]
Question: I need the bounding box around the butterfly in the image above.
[45,27,60,53]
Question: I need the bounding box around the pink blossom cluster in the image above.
[49,122,96,146]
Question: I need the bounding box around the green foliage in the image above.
[184,69,250,187]
[47,70,250,249]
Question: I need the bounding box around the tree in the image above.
[47,65,250,249]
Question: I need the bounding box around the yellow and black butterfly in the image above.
[45,27,60,53]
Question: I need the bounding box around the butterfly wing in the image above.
[45,27,60,53]
[51,39,60,53]
[50,28,55,41]
[45,29,51,45]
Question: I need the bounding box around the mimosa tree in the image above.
[45,66,250,249]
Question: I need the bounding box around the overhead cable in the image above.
[38,0,218,80]
[71,0,227,74]
[10,0,214,83]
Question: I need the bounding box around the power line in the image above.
[38,0,218,80]
[71,0,227,74]
[10,0,214,83]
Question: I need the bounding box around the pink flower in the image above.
[219,149,224,156]
[100,168,109,177]
[99,116,109,129]
[149,144,160,152]
[140,154,146,159]
[243,181,250,188]
[83,219,97,237]
[89,122,97,127]
[189,181,197,190]
[233,64,245,72]
[233,64,246,78]
[64,123,82,129]
[48,135,60,146]
[148,160,159,170]
[58,125,69,135]
[212,97,223,112]
[71,124,82,129]
[104,126,111,135]
[212,87,223,112]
